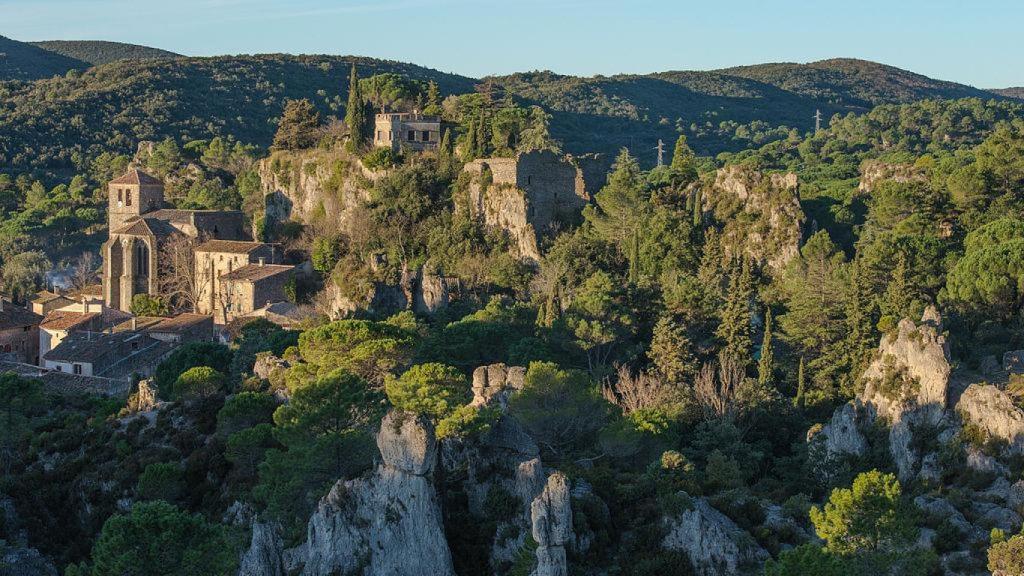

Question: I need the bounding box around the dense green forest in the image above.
[3,50,1024,576]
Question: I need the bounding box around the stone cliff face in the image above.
[442,363,576,575]
[810,307,1024,569]
[318,264,458,319]
[463,151,594,262]
[662,497,768,576]
[703,165,804,274]
[256,149,372,229]
[301,410,454,576]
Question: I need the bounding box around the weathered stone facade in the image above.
[195,241,282,320]
[101,169,257,318]
[373,112,441,152]
[463,150,593,261]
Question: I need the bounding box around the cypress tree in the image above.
[671,134,694,170]
[758,306,775,387]
[628,229,640,284]
[476,113,490,157]
[794,356,806,408]
[883,251,912,321]
[846,258,876,372]
[692,187,702,227]
[344,63,366,152]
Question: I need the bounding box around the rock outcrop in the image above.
[256,149,373,228]
[530,473,573,576]
[956,383,1024,454]
[857,307,953,480]
[662,497,769,576]
[857,160,927,194]
[441,363,577,574]
[237,521,285,576]
[301,410,454,576]
[703,165,804,274]
[319,265,459,319]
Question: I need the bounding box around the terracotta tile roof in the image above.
[196,240,268,254]
[149,313,212,333]
[111,217,180,238]
[30,290,67,304]
[109,168,162,186]
[68,284,103,298]
[40,311,99,331]
[220,264,294,283]
[0,301,42,330]
[0,361,130,397]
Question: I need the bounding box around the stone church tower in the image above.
[107,168,164,232]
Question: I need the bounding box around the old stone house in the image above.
[0,299,42,364]
[374,112,441,152]
[102,168,247,313]
[215,262,295,324]
[28,290,75,316]
[42,330,175,381]
[194,240,282,319]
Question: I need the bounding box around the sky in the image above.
[3,0,1022,87]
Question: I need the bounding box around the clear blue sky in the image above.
[4,0,1022,87]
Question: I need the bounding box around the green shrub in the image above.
[174,367,227,400]
[136,462,185,503]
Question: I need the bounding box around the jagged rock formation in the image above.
[857,160,927,194]
[662,496,769,576]
[441,364,583,575]
[301,410,454,576]
[237,521,285,576]
[957,384,1024,454]
[702,165,804,274]
[530,473,573,576]
[816,401,868,458]
[857,306,953,480]
[462,150,595,262]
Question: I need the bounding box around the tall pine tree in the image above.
[716,257,754,364]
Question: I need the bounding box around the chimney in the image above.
[131,317,137,331]
[258,257,265,267]
[81,295,88,314]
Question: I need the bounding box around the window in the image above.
[527,175,532,186]
[55,365,63,372]
[73,363,83,375]
[408,130,416,141]
[117,189,123,203]
[421,130,430,141]
[126,190,132,206]
[376,130,383,140]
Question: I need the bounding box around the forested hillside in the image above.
[1,49,1015,181]
[29,40,180,65]
[4,48,1024,576]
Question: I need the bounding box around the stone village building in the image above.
[373,112,441,152]
[101,168,294,324]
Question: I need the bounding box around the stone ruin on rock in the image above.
[462,150,604,262]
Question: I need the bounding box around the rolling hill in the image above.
[0,35,179,81]
[0,35,89,81]
[29,40,180,66]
